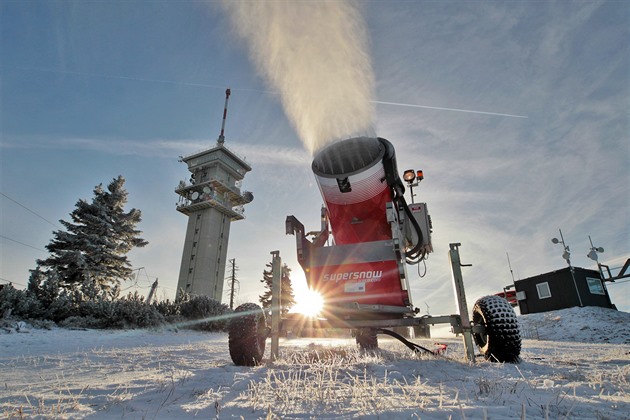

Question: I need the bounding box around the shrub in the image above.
[1,281,233,332]
[108,292,165,329]
[179,295,232,332]
[0,284,42,319]
[59,315,104,329]
[45,290,78,323]
[153,299,180,323]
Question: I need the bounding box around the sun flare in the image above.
[292,289,324,317]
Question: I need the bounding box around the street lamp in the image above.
[551,229,583,306]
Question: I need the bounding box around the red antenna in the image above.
[217,88,231,145]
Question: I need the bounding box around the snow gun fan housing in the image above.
[287,137,433,319]
[312,137,402,245]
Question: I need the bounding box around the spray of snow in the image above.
[220,0,376,154]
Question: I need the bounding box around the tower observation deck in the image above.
[175,90,253,300]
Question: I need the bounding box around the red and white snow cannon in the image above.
[286,136,433,319]
[230,136,521,366]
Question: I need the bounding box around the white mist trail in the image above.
[220,1,376,154]
[373,100,528,119]
[16,67,527,120]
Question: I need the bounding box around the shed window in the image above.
[536,282,551,299]
[586,277,605,295]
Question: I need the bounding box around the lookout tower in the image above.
[175,89,253,300]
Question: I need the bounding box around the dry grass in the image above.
[1,333,627,419]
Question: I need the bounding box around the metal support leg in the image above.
[448,243,476,362]
[270,251,282,360]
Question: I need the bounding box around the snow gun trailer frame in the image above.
[228,137,521,366]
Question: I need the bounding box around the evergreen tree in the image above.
[259,262,296,316]
[27,266,60,309]
[36,176,148,298]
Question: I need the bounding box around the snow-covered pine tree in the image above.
[259,262,296,316]
[36,176,148,299]
[27,266,60,309]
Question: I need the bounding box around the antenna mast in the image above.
[217,88,231,145]
[506,252,515,283]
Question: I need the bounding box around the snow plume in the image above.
[220,0,376,154]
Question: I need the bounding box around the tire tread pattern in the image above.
[472,295,521,363]
[355,328,378,350]
[228,303,267,366]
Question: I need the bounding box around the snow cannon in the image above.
[229,136,522,367]
[287,136,433,316]
[311,137,403,245]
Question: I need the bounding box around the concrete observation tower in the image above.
[175,89,253,301]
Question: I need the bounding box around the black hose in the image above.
[378,137,426,262]
[395,193,425,261]
[376,328,436,355]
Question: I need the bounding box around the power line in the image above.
[0,235,46,252]
[0,277,27,287]
[0,192,61,229]
[16,66,274,94]
[17,67,530,119]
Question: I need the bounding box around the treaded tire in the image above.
[228,303,267,366]
[355,328,378,350]
[472,295,521,363]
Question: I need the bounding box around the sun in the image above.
[292,289,324,317]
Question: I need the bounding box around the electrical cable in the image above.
[0,192,61,229]
[0,235,46,252]
[416,259,427,278]
[375,328,436,356]
[0,278,26,287]
[397,193,425,263]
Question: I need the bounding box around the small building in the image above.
[514,266,615,315]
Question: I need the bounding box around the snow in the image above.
[519,306,630,345]
[1,307,628,419]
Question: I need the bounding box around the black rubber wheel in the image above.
[472,295,521,363]
[228,303,268,366]
[355,328,378,350]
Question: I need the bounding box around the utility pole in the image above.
[226,258,239,310]
[146,279,159,305]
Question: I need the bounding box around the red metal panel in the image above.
[310,260,408,307]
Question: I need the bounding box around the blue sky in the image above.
[1,1,628,314]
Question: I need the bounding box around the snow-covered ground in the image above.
[1,307,628,419]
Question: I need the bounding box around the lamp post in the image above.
[551,229,583,307]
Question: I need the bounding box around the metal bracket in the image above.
[448,243,476,362]
[270,251,282,360]
[449,243,472,267]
